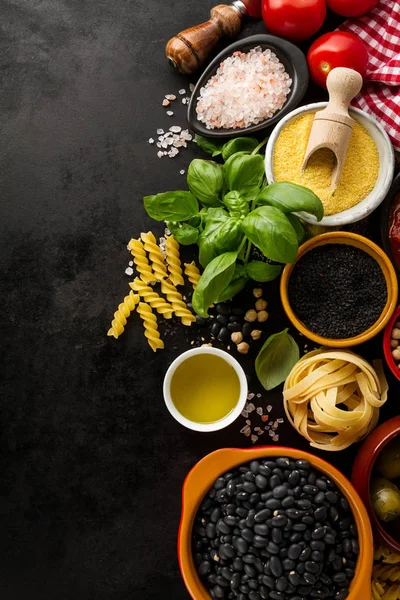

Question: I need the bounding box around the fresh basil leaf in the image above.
[225,153,265,200]
[242,206,298,264]
[195,135,223,157]
[286,213,305,245]
[198,207,244,267]
[192,252,237,317]
[223,191,249,217]
[221,137,259,162]
[187,159,224,207]
[216,276,248,303]
[246,261,282,282]
[256,182,324,222]
[173,223,199,245]
[255,329,300,391]
[144,191,198,222]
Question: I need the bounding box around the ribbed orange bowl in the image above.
[178,446,373,600]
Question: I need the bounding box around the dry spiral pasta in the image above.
[165,235,184,286]
[374,566,400,582]
[184,261,201,289]
[161,279,196,326]
[127,238,155,284]
[107,290,139,339]
[137,302,164,352]
[283,348,388,451]
[375,546,400,564]
[372,544,400,600]
[141,231,168,282]
[129,278,173,318]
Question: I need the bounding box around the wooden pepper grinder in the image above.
[302,67,363,191]
[166,0,261,75]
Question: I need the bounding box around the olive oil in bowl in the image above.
[164,348,247,432]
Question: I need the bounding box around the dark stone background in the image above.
[0,2,398,599]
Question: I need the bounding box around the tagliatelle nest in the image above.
[283,349,388,451]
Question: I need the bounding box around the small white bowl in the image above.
[163,347,248,432]
[265,102,395,227]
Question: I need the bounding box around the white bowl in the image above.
[265,102,395,227]
[163,347,248,432]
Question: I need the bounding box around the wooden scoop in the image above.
[302,67,363,191]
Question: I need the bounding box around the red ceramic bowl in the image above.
[383,305,400,381]
[352,416,400,553]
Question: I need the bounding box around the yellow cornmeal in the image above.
[273,112,380,216]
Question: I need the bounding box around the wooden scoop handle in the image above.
[317,67,363,126]
[166,5,243,75]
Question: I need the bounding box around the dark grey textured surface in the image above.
[0,2,397,599]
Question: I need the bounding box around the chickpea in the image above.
[253,288,263,298]
[391,339,399,349]
[251,330,262,341]
[255,299,268,311]
[257,310,269,323]
[231,332,243,344]
[245,309,257,322]
[392,328,400,340]
[396,321,400,329]
[237,342,250,355]
[392,347,400,362]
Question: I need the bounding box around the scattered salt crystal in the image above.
[273,435,279,442]
[157,128,164,134]
[246,403,255,413]
[241,409,248,418]
[178,88,186,95]
[277,418,284,423]
[125,267,134,276]
[247,392,255,400]
[157,151,163,158]
[251,435,258,444]
[165,94,176,101]
[258,430,264,436]
[166,111,174,116]
[240,425,251,435]
[170,125,182,133]
[256,393,261,398]
[267,405,272,412]
[189,83,195,92]
[128,261,133,267]
[182,98,187,105]
[180,169,185,175]
[148,138,154,144]
[256,407,263,416]
[162,99,170,106]
[246,419,251,426]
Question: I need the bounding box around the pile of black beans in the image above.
[192,457,359,600]
[196,303,251,343]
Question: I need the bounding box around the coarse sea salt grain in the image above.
[196,46,292,130]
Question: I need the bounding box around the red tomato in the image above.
[307,32,369,88]
[326,0,379,17]
[262,0,326,42]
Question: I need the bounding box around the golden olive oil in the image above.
[170,354,240,423]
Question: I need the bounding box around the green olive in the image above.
[376,438,400,480]
[371,477,400,522]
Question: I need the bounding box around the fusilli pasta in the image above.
[137,302,164,352]
[129,278,173,318]
[141,231,168,282]
[165,235,184,286]
[161,279,196,326]
[107,290,139,339]
[127,238,155,284]
[184,261,201,289]
[374,566,400,582]
[372,544,400,600]
[375,546,400,564]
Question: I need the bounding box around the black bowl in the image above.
[187,34,309,139]
[380,172,400,274]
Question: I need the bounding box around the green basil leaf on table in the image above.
[246,261,283,282]
[256,182,324,222]
[216,276,248,303]
[242,206,298,264]
[225,153,265,200]
[286,213,305,245]
[198,207,244,267]
[223,191,250,217]
[221,137,259,162]
[192,252,238,317]
[172,223,199,245]
[255,329,300,391]
[195,135,223,157]
[187,159,225,207]
[144,191,199,222]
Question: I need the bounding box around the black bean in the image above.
[313,492,325,505]
[296,460,311,469]
[237,492,249,501]
[283,558,296,571]
[242,322,253,337]
[217,327,229,342]
[324,533,336,545]
[242,528,254,543]
[287,570,300,586]
[249,592,261,600]
[226,480,236,497]
[210,507,221,523]
[344,568,355,579]
[214,584,225,598]
[245,511,255,528]
[299,547,311,562]
[236,507,247,518]
[333,572,347,584]
[290,533,302,543]
[243,482,257,494]
[276,577,288,592]
[351,539,359,554]
[252,524,267,536]
[292,523,306,532]
[205,522,216,539]
[259,587,269,600]
[340,497,350,512]
[326,491,338,504]
[216,303,230,315]
[271,528,282,544]
[259,465,271,477]
[311,551,323,562]
[266,498,281,510]
[310,541,325,552]
[245,564,257,578]
[286,508,302,519]
[232,306,244,316]
[221,544,235,559]
[270,591,284,600]
[312,526,325,540]
[288,470,301,487]
[302,516,314,526]
[262,574,275,589]
[240,584,250,594]
[293,486,302,498]
[271,515,287,528]
[266,541,279,554]
[216,314,228,327]
[211,322,221,337]
[303,572,317,585]
[273,468,284,479]
[335,590,349,600]
[270,474,281,489]
[314,506,327,522]
[298,585,312,595]
[315,478,327,491]
[236,538,248,554]
[261,492,272,501]
[305,560,320,574]
[279,547,288,559]
[233,557,244,572]
[273,485,288,499]
[343,539,352,555]
[199,561,211,576]
[255,474,268,490]
[249,578,259,590]
[224,515,237,527]
[216,575,230,587]
[255,509,271,523]
[287,544,301,560]
[227,321,242,332]
[303,485,318,495]
[276,458,290,469]
[217,519,231,535]
[296,563,305,575]
[254,535,268,548]
[231,572,241,588]
[270,556,283,577]
[282,496,295,508]
[333,555,342,571]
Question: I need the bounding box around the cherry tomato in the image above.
[262,0,326,42]
[326,0,379,17]
[307,32,369,88]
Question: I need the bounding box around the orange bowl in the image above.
[280,232,398,348]
[178,446,373,600]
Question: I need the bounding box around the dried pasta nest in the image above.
[283,348,388,451]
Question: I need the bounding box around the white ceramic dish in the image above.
[163,347,247,432]
[265,102,395,227]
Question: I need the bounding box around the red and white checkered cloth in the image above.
[337,0,400,151]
